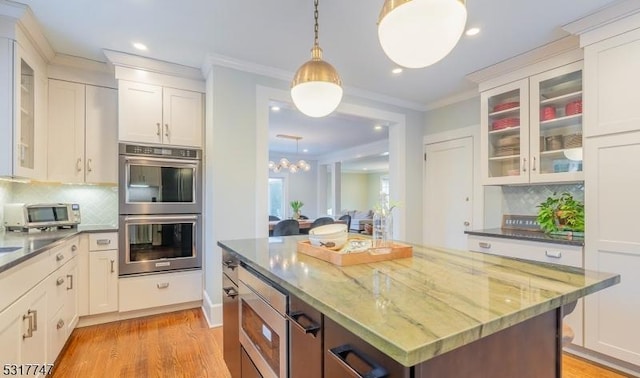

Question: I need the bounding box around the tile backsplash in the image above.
[501,184,584,216]
[1,181,118,227]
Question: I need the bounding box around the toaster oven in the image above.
[3,203,81,231]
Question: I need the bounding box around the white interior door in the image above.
[424,137,473,250]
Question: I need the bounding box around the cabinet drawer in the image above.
[89,233,117,251]
[467,235,583,268]
[50,236,80,269]
[118,270,202,312]
[47,260,74,316]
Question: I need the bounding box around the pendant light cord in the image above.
[313,0,319,47]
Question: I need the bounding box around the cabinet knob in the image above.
[56,319,65,330]
[56,253,65,261]
[71,245,77,252]
[56,277,65,286]
[464,221,470,226]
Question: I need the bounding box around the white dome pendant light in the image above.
[291,0,343,118]
[378,0,467,69]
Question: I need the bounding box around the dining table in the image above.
[268,218,347,232]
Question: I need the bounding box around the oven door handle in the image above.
[328,344,389,378]
[122,215,199,223]
[286,311,321,337]
[123,156,199,166]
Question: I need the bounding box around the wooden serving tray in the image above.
[297,238,413,266]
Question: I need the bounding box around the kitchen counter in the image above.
[218,235,618,367]
[0,224,117,274]
[465,228,584,246]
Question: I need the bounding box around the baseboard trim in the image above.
[201,289,223,328]
[76,301,201,327]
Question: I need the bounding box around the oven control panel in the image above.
[120,143,201,159]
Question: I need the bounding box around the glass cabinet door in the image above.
[481,78,530,185]
[530,61,583,183]
[18,57,35,170]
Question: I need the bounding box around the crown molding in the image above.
[104,49,204,81]
[203,53,428,112]
[48,53,117,88]
[425,89,478,112]
[563,0,640,45]
[0,1,54,62]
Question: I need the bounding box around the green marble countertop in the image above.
[218,236,619,367]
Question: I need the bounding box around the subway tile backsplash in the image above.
[501,184,584,216]
[0,181,118,228]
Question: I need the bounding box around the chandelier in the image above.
[377,0,467,68]
[290,0,343,118]
[269,135,311,173]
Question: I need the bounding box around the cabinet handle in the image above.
[164,124,169,138]
[97,239,111,245]
[223,260,238,271]
[110,259,115,273]
[87,158,93,173]
[157,282,170,289]
[545,251,562,259]
[30,309,38,332]
[328,344,388,378]
[532,156,537,171]
[156,122,161,136]
[478,242,491,249]
[56,319,65,330]
[22,312,33,339]
[223,286,238,299]
[56,253,65,262]
[287,311,321,337]
[71,244,77,252]
[56,277,65,286]
[76,158,82,172]
[522,157,527,172]
[67,274,74,290]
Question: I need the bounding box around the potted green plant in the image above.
[536,192,584,234]
[290,200,304,220]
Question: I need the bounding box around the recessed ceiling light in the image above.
[374,125,383,130]
[303,148,308,153]
[133,42,148,51]
[271,105,281,112]
[391,67,403,74]
[381,152,389,156]
[465,27,480,36]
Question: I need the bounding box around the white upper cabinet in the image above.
[480,62,584,185]
[47,79,117,184]
[119,80,202,147]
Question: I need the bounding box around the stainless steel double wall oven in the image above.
[118,143,203,276]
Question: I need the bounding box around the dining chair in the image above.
[269,215,280,221]
[338,214,352,231]
[272,219,300,236]
[309,217,335,231]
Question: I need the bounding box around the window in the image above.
[380,176,390,197]
[268,178,285,218]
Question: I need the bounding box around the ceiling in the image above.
[13,0,619,170]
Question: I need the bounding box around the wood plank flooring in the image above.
[53,309,628,378]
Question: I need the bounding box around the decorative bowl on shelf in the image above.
[540,106,556,121]
[493,101,519,112]
[565,100,582,116]
[491,117,520,130]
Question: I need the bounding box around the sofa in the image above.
[342,210,373,233]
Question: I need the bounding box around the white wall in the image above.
[425,97,481,136]
[340,173,370,212]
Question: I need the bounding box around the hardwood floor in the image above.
[54,309,628,378]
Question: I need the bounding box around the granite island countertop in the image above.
[465,228,584,246]
[218,235,618,367]
[0,224,117,274]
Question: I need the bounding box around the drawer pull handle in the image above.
[67,274,74,290]
[23,312,33,339]
[157,282,170,289]
[56,277,65,286]
[328,344,388,378]
[57,319,65,330]
[223,260,238,271]
[56,253,65,261]
[545,251,562,259]
[287,311,321,337]
[71,245,77,252]
[478,242,491,249]
[223,286,238,299]
[97,239,111,245]
[29,309,38,332]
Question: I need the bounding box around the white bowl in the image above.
[309,233,348,250]
[309,223,347,236]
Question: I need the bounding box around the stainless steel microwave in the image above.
[3,203,81,231]
[118,143,202,215]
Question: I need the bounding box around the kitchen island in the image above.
[218,236,619,377]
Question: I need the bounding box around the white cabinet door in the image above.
[118,80,163,144]
[47,79,85,183]
[162,87,202,147]
[584,131,640,365]
[89,250,118,315]
[85,85,117,184]
[0,281,48,369]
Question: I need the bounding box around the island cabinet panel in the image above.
[289,295,323,378]
[414,309,561,378]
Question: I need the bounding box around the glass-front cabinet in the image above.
[481,61,583,185]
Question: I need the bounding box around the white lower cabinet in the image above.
[119,270,202,312]
[0,279,48,374]
[89,249,118,315]
[467,235,584,346]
